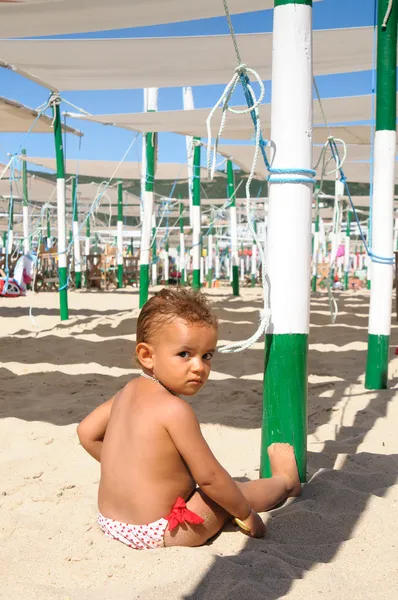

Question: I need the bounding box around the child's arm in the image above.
[165,399,252,522]
[77,396,115,461]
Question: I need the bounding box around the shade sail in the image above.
[0,96,82,135]
[68,94,389,138]
[20,156,217,181]
[0,0,274,39]
[0,27,379,92]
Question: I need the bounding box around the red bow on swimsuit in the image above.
[165,497,204,531]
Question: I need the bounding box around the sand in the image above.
[1,287,398,600]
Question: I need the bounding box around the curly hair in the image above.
[136,287,218,346]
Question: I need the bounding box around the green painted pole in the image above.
[21,149,30,255]
[117,181,124,288]
[139,88,158,307]
[365,0,397,390]
[344,210,352,290]
[192,138,201,291]
[227,159,239,296]
[179,197,186,285]
[51,96,68,320]
[261,0,313,483]
[71,176,82,289]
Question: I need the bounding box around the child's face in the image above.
[149,318,218,396]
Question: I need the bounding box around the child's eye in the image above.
[203,353,213,361]
[178,351,190,358]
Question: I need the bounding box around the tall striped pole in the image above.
[312,212,319,292]
[51,95,68,321]
[71,176,82,289]
[227,159,239,296]
[117,181,124,288]
[151,215,157,286]
[84,214,90,288]
[183,87,195,227]
[139,88,158,307]
[261,0,313,482]
[365,0,397,390]
[207,223,214,287]
[192,138,201,290]
[179,197,186,285]
[344,209,352,290]
[21,149,30,255]
[251,220,257,287]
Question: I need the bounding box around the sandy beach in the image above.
[1,287,398,599]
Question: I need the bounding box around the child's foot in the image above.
[267,443,301,497]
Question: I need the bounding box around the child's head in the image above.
[136,287,218,396]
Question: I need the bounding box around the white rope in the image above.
[382,0,394,28]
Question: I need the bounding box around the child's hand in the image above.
[239,509,266,538]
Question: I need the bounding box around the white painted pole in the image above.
[262,0,313,482]
[183,87,195,228]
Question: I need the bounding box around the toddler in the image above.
[77,287,300,550]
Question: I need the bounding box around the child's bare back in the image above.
[78,288,301,550]
[99,378,197,525]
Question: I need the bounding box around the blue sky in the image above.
[0,0,381,170]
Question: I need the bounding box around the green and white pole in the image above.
[251,221,257,287]
[227,159,239,296]
[51,95,68,321]
[365,0,397,390]
[46,209,52,248]
[261,0,313,483]
[139,88,158,308]
[21,148,30,255]
[183,87,195,227]
[312,213,319,292]
[192,138,201,290]
[71,176,82,289]
[151,215,157,286]
[179,198,186,285]
[84,214,90,288]
[240,242,245,282]
[117,181,124,288]
[207,223,214,287]
[366,217,371,289]
[344,209,352,290]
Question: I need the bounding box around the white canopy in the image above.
[0,96,82,135]
[20,157,217,181]
[0,28,378,91]
[0,0,276,39]
[67,93,392,139]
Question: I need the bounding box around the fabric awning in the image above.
[0,96,82,135]
[0,0,276,39]
[20,156,218,181]
[67,94,389,138]
[0,27,378,91]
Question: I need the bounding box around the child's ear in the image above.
[136,343,154,370]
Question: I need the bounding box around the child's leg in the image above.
[164,443,300,548]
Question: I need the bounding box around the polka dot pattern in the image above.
[98,513,167,550]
